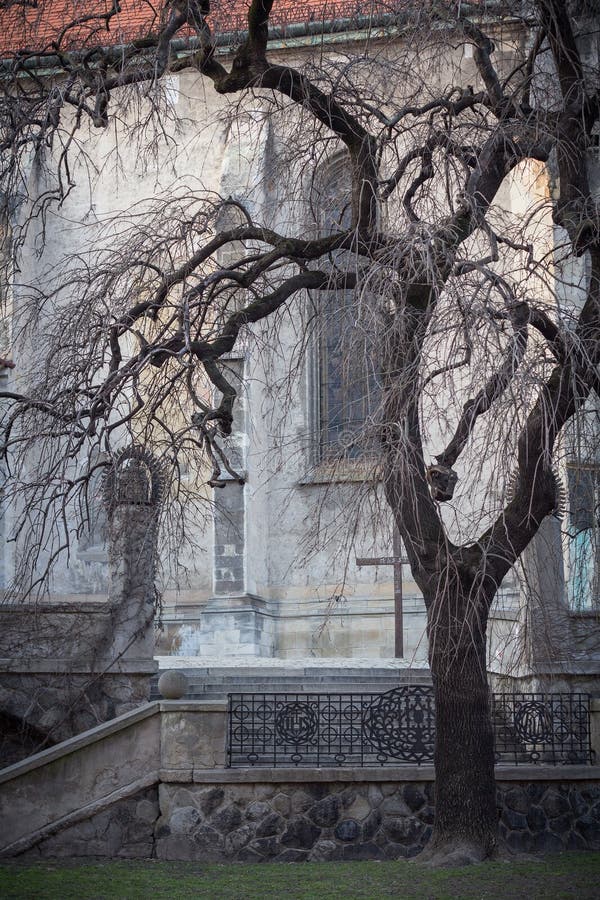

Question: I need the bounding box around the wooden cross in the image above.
[356,527,408,658]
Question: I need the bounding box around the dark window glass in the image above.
[566,463,599,609]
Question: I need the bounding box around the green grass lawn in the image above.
[1,853,599,900]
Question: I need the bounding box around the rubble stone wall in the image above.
[153,777,600,861]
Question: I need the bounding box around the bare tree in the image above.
[0,0,598,864]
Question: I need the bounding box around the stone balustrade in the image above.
[0,698,598,860]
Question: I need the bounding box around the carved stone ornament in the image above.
[103,445,164,511]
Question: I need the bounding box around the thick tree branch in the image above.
[435,303,529,469]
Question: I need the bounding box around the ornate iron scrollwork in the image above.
[513,699,554,744]
[227,690,592,768]
[275,701,319,745]
[362,686,435,763]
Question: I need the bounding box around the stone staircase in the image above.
[150,662,432,701]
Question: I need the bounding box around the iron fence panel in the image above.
[227,688,593,768]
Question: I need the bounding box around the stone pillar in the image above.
[189,105,277,659]
[103,448,163,690]
[199,357,273,657]
[107,503,158,662]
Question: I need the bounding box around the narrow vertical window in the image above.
[566,463,599,610]
[316,160,379,461]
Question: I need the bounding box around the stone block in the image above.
[156,834,202,861]
[526,805,546,832]
[342,841,383,860]
[309,795,341,828]
[506,831,534,853]
[526,783,545,803]
[362,810,382,842]
[334,819,361,842]
[383,842,411,859]
[245,800,270,821]
[276,849,309,862]
[192,824,224,853]
[237,846,264,862]
[291,790,313,814]
[211,804,242,834]
[280,817,320,850]
[542,791,570,819]
[251,836,280,858]
[271,792,292,816]
[402,784,425,812]
[340,787,357,807]
[309,839,340,861]
[136,798,159,826]
[504,787,529,814]
[420,805,435,825]
[502,809,527,830]
[381,796,411,817]
[344,794,371,821]
[224,824,254,855]
[532,831,565,853]
[167,788,200,815]
[569,790,588,817]
[383,816,423,845]
[368,785,383,808]
[169,806,202,834]
[255,812,284,838]
[566,831,587,851]
[577,814,600,848]
[199,787,225,816]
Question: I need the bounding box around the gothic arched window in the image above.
[315,160,380,461]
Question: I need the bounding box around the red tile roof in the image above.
[0,1,400,58]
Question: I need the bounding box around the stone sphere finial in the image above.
[158,669,188,700]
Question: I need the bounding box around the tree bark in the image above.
[420,579,498,865]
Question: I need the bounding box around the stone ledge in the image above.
[0,658,158,674]
[0,702,160,784]
[184,764,600,784]
[192,767,436,782]
[160,767,194,782]
[158,701,228,712]
[0,600,113,614]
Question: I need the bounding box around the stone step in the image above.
[150,664,432,700]
[154,666,430,678]
[191,673,428,683]
[156,682,422,697]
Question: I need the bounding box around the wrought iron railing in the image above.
[227,688,593,767]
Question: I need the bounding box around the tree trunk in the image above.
[419,581,498,866]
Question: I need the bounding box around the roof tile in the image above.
[0,1,395,57]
